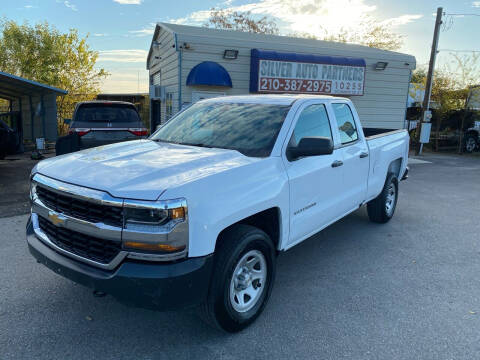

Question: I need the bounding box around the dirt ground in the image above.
[0,151,55,218]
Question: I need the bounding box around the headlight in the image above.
[122,198,188,258]
[29,181,37,202]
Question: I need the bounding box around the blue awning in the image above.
[186,61,232,87]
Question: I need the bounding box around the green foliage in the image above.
[0,19,108,133]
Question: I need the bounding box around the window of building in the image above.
[332,103,358,144]
[165,92,173,120]
[290,104,332,147]
[151,71,161,86]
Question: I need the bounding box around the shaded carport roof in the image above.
[0,71,67,99]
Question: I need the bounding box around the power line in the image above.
[439,49,480,52]
[445,13,480,17]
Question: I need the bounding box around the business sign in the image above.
[250,49,366,96]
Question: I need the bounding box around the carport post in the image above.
[40,94,46,138]
[29,95,35,141]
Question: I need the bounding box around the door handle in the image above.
[331,160,343,168]
[360,152,369,158]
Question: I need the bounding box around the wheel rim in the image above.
[466,138,476,152]
[229,250,267,313]
[385,182,397,216]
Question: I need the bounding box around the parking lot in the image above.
[1,153,480,360]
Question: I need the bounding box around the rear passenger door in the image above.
[330,102,369,211]
[283,102,345,248]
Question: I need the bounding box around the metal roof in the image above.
[0,71,67,100]
[147,22,416,69]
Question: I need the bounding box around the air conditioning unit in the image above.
[150,85,165,100]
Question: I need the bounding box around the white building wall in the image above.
[148,27,178,124]
[149,23,416,129]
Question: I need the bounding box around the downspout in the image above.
[174,32,182,112]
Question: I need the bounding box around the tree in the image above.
[205,9,403,51]
[0,19,108,134]
[321,16,403,51]
[410,53,480,151]
[205,8,279,35]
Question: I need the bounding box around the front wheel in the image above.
[200,224,276,332]
[367,173,399,223]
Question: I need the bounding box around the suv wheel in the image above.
[200,224,276,332]
[367,173,399,223]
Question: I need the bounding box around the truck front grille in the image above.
[38,215,121,264]
[36,185,123,227]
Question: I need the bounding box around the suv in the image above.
[464,121,480,153]
[68,101,148,149]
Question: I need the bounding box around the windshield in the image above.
[75,103,141,123]
[150,102,291,157]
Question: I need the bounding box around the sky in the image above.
[1,0,479,93]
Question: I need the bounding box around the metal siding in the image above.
[155,23,416,129]
[148,27,178,124]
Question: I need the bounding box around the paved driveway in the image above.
[1,153,479,359]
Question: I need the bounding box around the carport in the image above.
[0,71,67,152]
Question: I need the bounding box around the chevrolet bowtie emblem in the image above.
[48,211,66,226]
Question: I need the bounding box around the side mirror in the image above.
[287,137,334,161]
[63,119,71,125]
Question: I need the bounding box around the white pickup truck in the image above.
[27,95,409,332]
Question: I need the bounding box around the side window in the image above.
[332,103,358,144]
[291,104,332,147]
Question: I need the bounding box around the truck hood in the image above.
[35,140,255,200]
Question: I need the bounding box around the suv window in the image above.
[75,104,140,123]
[290,104,332,147]
[332,103,358,144]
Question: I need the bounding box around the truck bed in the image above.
[363,127,407,140]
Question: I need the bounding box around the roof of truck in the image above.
[199,94,347,105]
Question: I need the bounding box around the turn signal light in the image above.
[124,242,186,253]
[128,128,149,136]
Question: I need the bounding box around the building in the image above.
[147,23,416,131]
[0,71,67,151]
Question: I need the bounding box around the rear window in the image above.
[74,103,140,123]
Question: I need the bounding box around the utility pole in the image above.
[415,7,443,155]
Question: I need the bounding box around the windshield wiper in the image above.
[152,139,215,148]
[178,142,215,148]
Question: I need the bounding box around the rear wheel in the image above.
[200,224,276,332]
[367,173,398,223]
[464,134,478,153]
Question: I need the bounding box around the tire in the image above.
[367,173,399,224]
[200,224,276,332]
[464,134,478,153]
